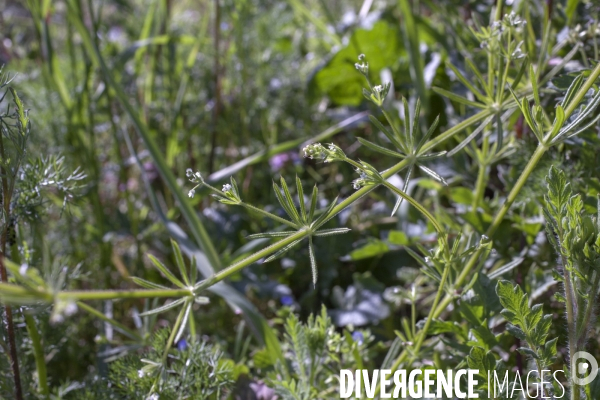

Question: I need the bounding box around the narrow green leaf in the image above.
[308,237,317,286]
[313,196,339,228]
[313,228,351,237]
[488,257,524,280]
[246,231,297,239]
[263,239,304,263]
[508,57,528,92]
[405,246,429,268]
[433,87,486,109]
[446,62,488,103]
[391,164,413,216]
[417,164,447,185]
[273,182,300,224]
[418,151,447,160]
[296,176,306,223]
[410,98,421,148]
[416,115,440,151]
[308,185,318,222]
[174,301,192,344]
[548,104,565,140]
[140,298,187,317]
[465,57,493,98]
[148,255,186,288]
[357,137,405,158]
[230,176,240,199]
[131,277,169,290]
[280,177,301,224]
[171,239,190,286]
[402,97,412,148]
[447,114,494,156]
[369,115,405,152]
[562,73,585,110]
[530,64,541,107]
[566,0,580,25]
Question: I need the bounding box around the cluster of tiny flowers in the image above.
[186,169,204,198]
[352,170,369,190]
[355,54,369,75]
[222,183,232,193]
[303,143,327,160]
[302,143,346,163]
[511,41,526,59]
[503,12,526,28]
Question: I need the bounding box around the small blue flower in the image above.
[280,295,294,306]
[351,331,364,345]
[176,339,187,351]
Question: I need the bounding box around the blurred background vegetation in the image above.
[1,0,600,397]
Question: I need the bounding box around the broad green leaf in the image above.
[517,347,539,359]
[388,230,409,245]
[345,240,389,261]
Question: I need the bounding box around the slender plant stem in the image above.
[24,313,49,397]
[54,288,192,301]
[472,162,488,210]
[0,129,22,400]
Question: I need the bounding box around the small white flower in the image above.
[373,85,383,94]
[222,184,232,193]
[188,189,195,198]
[138,369,144,378]
[64,302,78,317]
